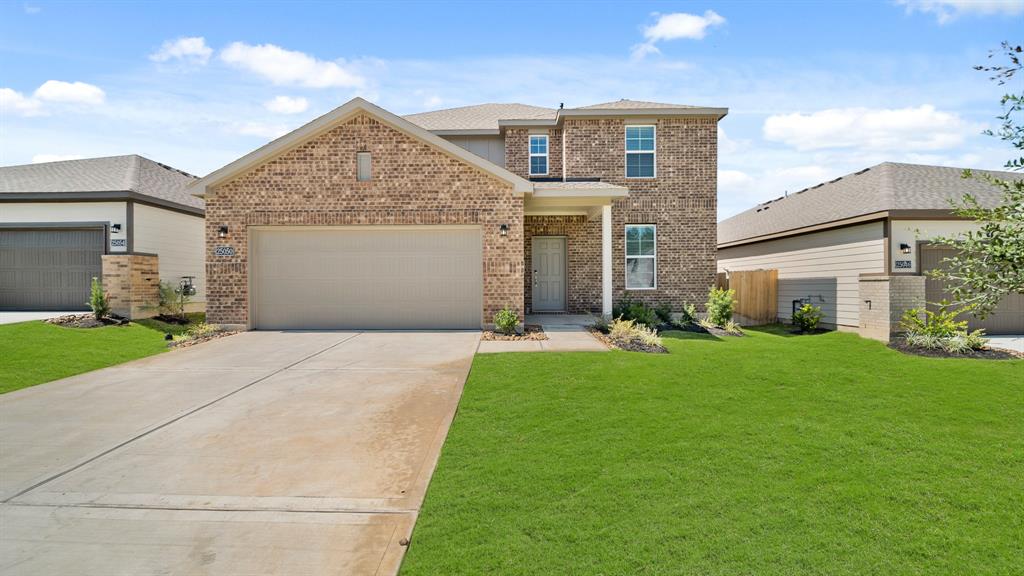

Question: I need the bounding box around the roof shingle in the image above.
[718,162,1021,246]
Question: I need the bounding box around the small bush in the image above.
[697,318,717,331]
[899,304,967,338]
[608,317,663,348]
[493,307,519,335]
[724,320,744,335]
[87,277,110,320]
[792,304,823,332]
[678,303,698,325]
[654,303,673,325]
[591,315,610,334]
[612,297,658,327]
[705,287,736,327]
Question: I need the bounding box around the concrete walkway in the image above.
[987,335,1024,354]
[0,311,78,325]
[0,330,480,575]
[477,314,607,353]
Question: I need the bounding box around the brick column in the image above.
[858,274,926,342]
[101,254,160,319]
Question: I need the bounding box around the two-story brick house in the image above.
[194,97,726,330]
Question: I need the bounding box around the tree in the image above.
[928,43,1024,318]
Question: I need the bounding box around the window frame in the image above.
[624,125,656,179]
[624,224,657,290]
[529,134,549,176]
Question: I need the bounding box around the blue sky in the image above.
[1,0,1021,218]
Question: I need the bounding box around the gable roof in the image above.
[718,162,1021,247]
[0,154,203,214]
[403,99,728,133]
[404,103,556,133]
[193,97,533,195]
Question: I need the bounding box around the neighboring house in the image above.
[717,162,1024,339]
[195,97,726,330]
[0,155,205,317]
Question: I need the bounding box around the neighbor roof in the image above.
[718,162,1020,247]
[404,99,727,133]
[0,155,203,214]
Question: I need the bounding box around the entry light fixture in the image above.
[499,223,509,237]
[110,223,122,232]
[899,243,911,254]
[218,225,229,239]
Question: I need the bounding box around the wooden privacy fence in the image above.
[716,269,779,325]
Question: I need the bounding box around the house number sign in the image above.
[215,245,236,257]
[895,260,912,269]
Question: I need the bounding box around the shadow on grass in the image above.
[661,330,723,342]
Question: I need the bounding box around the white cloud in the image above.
[23,4,41,14]
[264,95,309,114]
[150,37,213,64]
[762,105,978,151]
[234,121,292,139]
[32,154,84,163]
[220,42,364,88]
[632,11,726,59]
[0,87,44,116]
[897,0,1024,23]
[33,80,105,105]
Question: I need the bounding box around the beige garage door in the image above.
[921,245,1024,335]
[253,227,483,330]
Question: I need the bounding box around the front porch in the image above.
[523,181,627,317]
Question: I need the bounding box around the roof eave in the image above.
[0,190,205,216]
[498,107,729,129]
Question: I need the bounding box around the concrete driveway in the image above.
[0,311,79,325]
[0,330,480,575]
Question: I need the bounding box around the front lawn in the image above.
[0,316,203,394]
[402,327,1023,575]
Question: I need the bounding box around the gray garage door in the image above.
[921,245,1024,335]
[0,228,104,311]
[253,227,483,330]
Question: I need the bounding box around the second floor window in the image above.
[625,125,655,178]
[529,135,548,176]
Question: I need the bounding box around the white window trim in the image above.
[624,224,657,290]
[624,125,656,179]
[529,134,549,176]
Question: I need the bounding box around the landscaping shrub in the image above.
[157,280,192,319]
[612,298,658,328]
[608,317,663,348]
[899,304,988,353]
[705,287,736,327]
[493,307,519,335]
[87,277,109,321]
[792,303,823,332]
[678,303,698,325]
[724,320,744,335]
[591,315,610,334]
[654,303,673,325]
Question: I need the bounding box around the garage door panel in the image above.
[254,228,483,330]
[0,229,102,311]
[922,246,1023,335]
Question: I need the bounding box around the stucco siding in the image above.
[132,203,206,302]
[0,202,128,252]
[718,222,885,327]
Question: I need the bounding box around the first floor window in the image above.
[529,134,548,176]
[625,224,656,289]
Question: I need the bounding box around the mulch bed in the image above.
[481,324,548,341]
[665,322,744,337]
[169,330,240,349]
[588,327,667,353]
[786,328,830,336]
[44,313,128,328]
[152,314,192,325]
[888,338,1023,360]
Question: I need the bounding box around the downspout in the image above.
[559,105,567,182]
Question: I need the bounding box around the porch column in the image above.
[602,204,613,316]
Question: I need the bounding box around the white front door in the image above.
[532,236,567,312]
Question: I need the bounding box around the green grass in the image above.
[402,328,1024,575]
[0,315,205,394]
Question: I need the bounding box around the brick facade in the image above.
[505,128,563,179]
[524,215,601,313]
[205,113,523,328]
[512,117,718,312]
[101,253,160,319]
[858,274,926,341]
